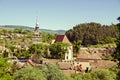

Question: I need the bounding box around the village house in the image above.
[52,35,73,61]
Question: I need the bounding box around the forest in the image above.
[66,22,118,46]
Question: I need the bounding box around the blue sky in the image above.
[0,0,120,30]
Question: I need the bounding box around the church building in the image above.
[32,19,42,44]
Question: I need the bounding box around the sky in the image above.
[0,0,120,30]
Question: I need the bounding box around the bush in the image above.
[14,66,46,80]
[71,69,117,80]
[91,69,116,80]
[39,64,73,80]
[0,55,13,80]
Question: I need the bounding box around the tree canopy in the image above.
[65,22,118,46]
[114,17,120,66]
[0,55,13,80]
[73,40,82,57]
[14,66,46,80]
[49,42,69,59]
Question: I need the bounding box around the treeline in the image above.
[66,22,119,46]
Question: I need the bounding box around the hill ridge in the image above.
[0,25,66,34]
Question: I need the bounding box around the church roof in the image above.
[55,35,72,45]
[55,35,64,42]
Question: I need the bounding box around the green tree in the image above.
[29,43,48,57]
[73,40,81,57]
[71,69,116,80]
[0,55,13,80]
[66,22,118,46]
[29,43,49,63]
[39,64,73,80]
[117,70,120,80]
[42,33,56,43]
[49,42,69,60]
[91,69,116,80]
[115,17,120,66]
[117,17,120,22]
[13,28,23,33]
[103,36,116,44]
[71,73,92,80]
[14,66,46,80]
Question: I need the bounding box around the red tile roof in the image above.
[55,35,64,42]
[54,35,72,45]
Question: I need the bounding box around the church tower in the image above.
[32,18,42,44]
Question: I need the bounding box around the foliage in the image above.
[71,69,116,80]
[0,55,13,80]
[39,64,73,80]
[49,42,69,59]
[89,43,116,48]
[29,43,48,57]
[14,64,73,80]
[114,17,120,66]
[6,44,31,58]
[13,28,23,33]
[117,69,120,80]
[13,28,33,37]
[66,22,118,46]
[103,36,116,44]
[91,69,116,80]
[71,73,93,80]
[102,54,114,60]
[73,40,82,57]
[117,17,120,22]
[14,66,46,80]
[42,32,56,43]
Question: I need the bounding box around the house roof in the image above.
[54,35,72,45]
[55,35,64,42]
[77,53,101,60]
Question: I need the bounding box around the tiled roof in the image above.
[58,62,72,70]
[77,53,101,60]
[54,35,72,45]
[91,60,117,70]
[55,35,64,42]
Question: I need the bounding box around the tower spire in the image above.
[36,16,39,28]
[33,16,42,43]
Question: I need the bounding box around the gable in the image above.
[62,35,72,45]
[55,35,72,45]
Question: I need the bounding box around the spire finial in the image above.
[35,16,39,27]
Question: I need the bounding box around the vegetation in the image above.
[42,32,56,43]
[114,17,120,66]
[73,40,82,57]
[66,22,118,46]
[13,64,72,80]
[49,42,69,59]
[14,66,46,80]
[71,68,117,80]
[39,64,72,80]
[0,55,13,80]
[29,43,49,58]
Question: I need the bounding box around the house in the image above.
[53,35,73,61]
[73,61,91,72]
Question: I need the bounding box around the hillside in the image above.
[66,22,118,46]
[0,25,66,34]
